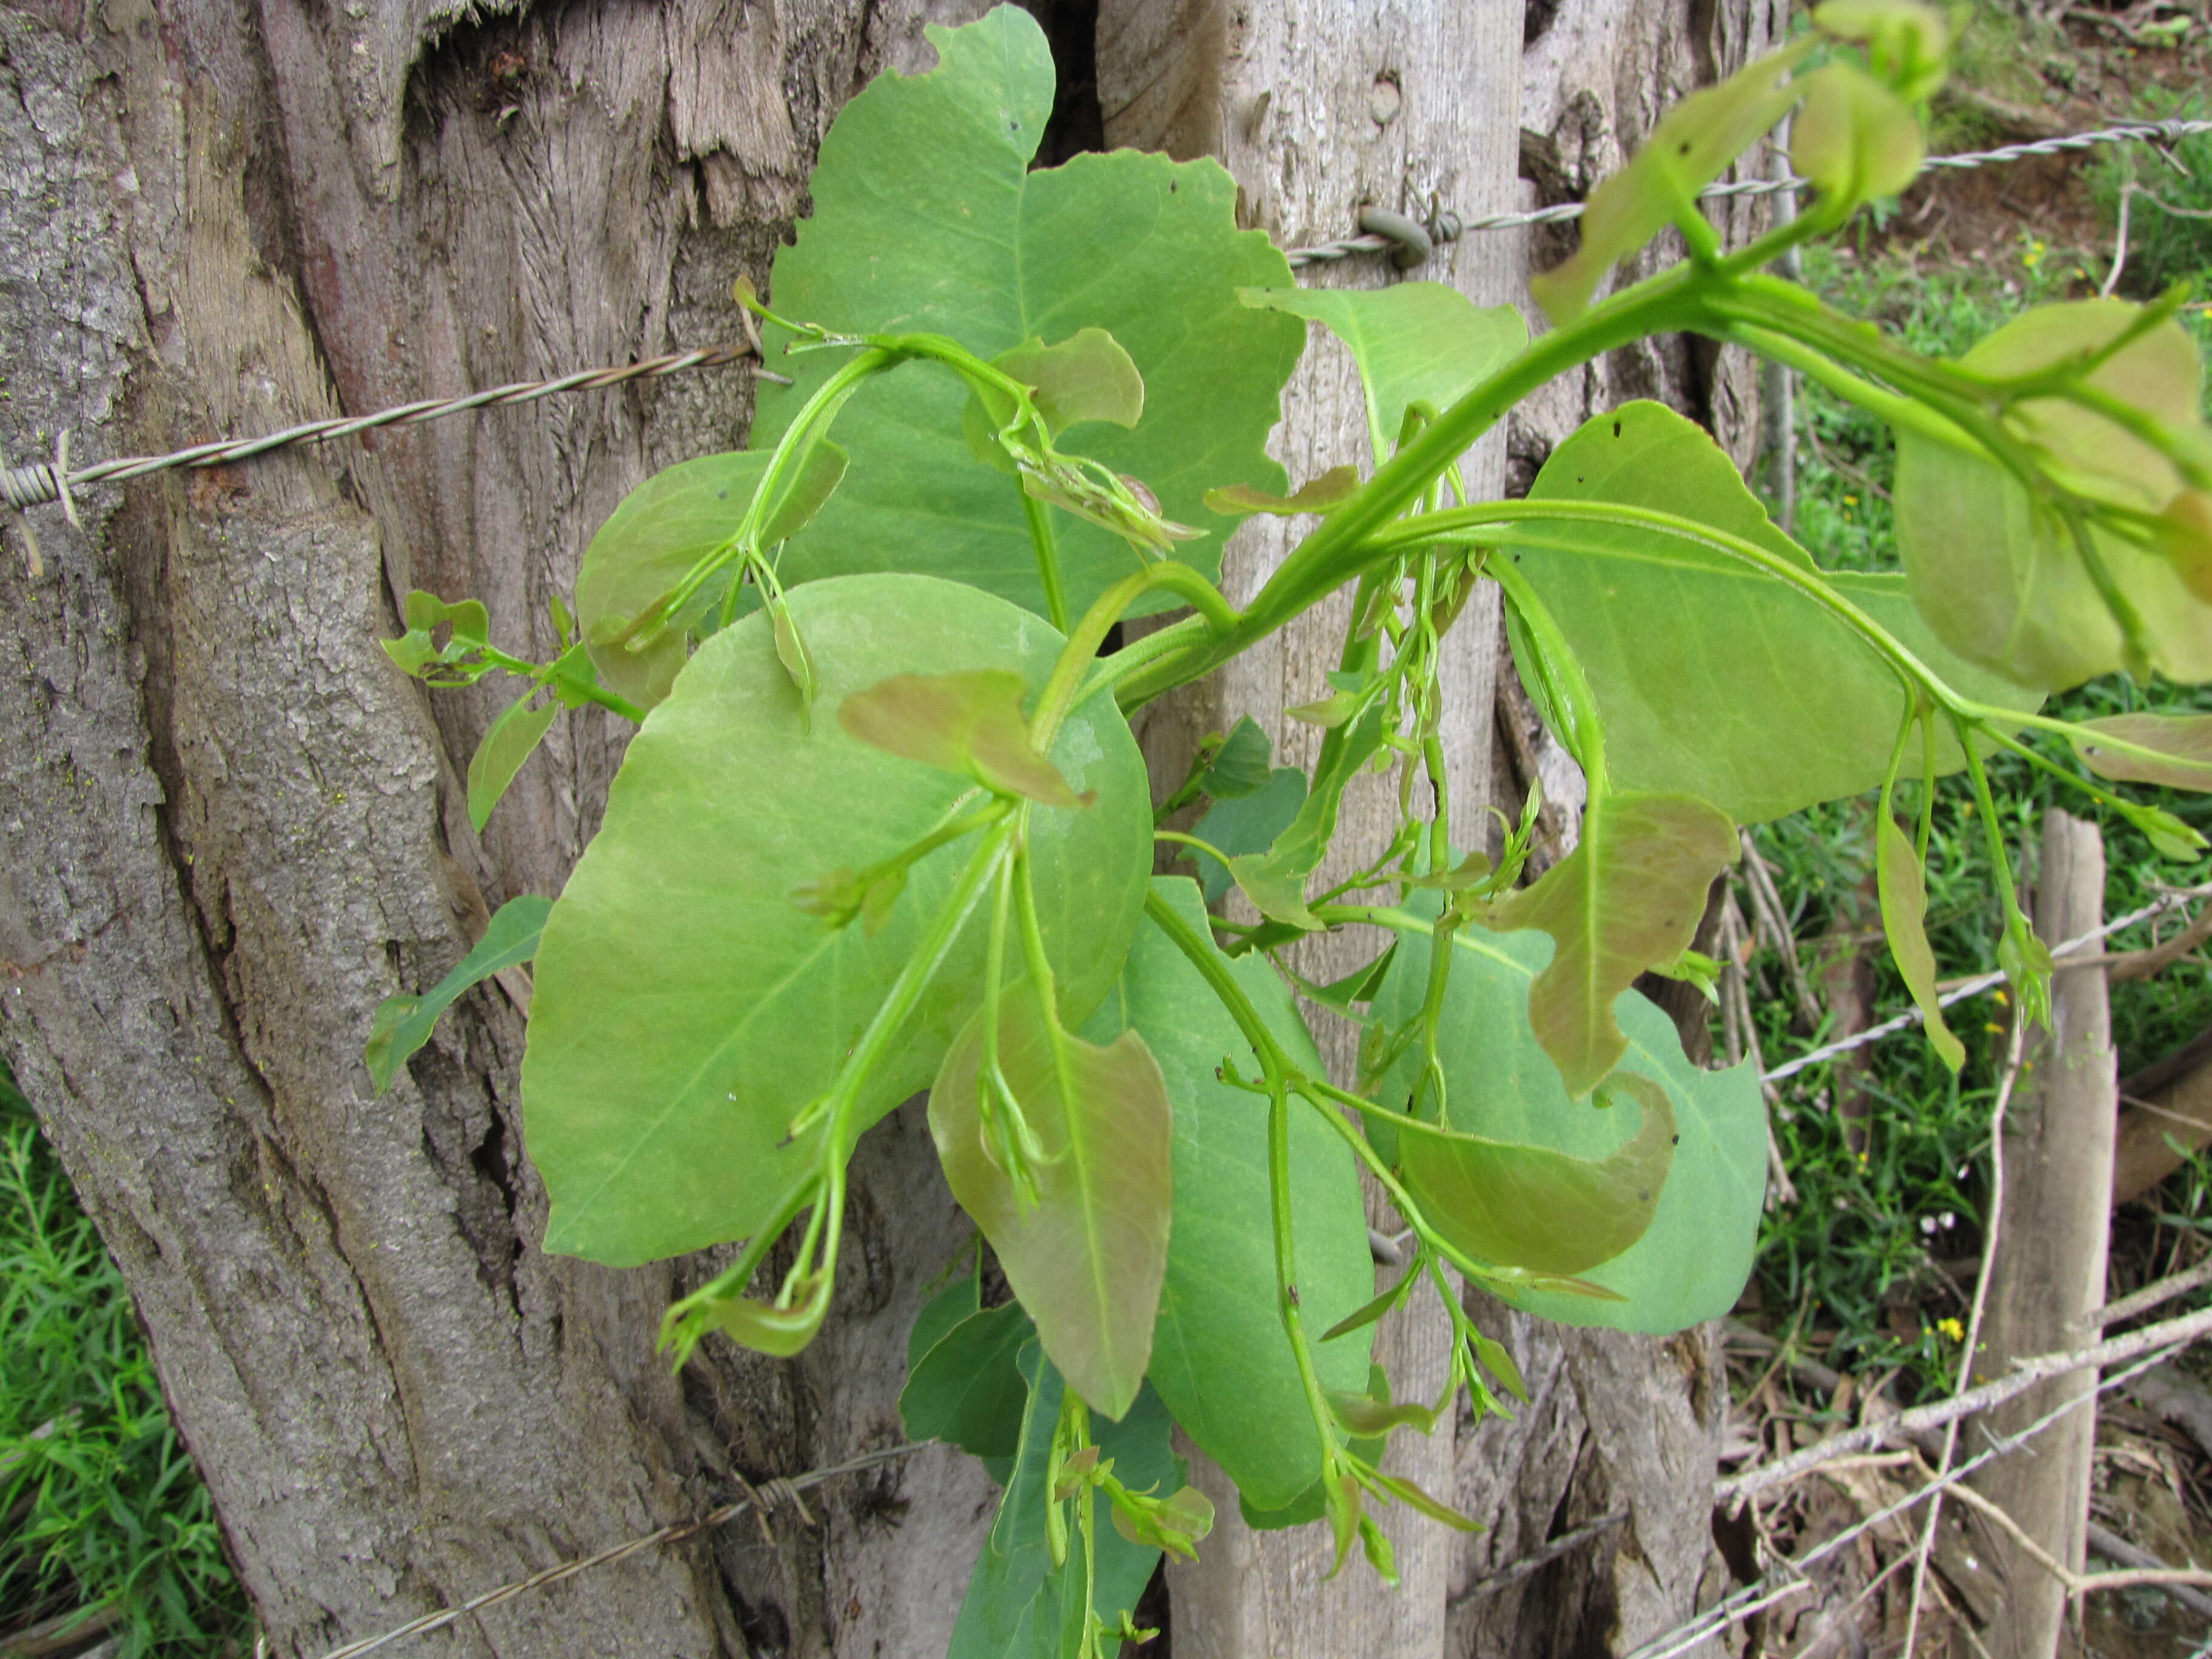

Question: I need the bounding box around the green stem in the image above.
[1033,563,1238,749]
[1025,491,1071,633]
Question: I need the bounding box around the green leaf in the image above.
[1875,815,1966,1072]
[1081,877,1373,1512]
[1327,1388,1436,1439]
[1204,465,1362,518]
[1509,401,2042,823]
[948,1344,1176,1659]
[901,1301,1035,1460]
[1372,917,1766,1333]
[1487,789,1738,1098]
[524,572,1151,1266]
[840,669,1088,808]
[468,689,558,833]
[1200,717,1274,800]
[1397,1071,1676,1277]
[909,1273,982,1372]
[1228,709,1386,929]
[930,994,1173,1421]
[1191,768,1306,903]
[1530,42,1812,323]
[1239,286,1526,460]
[1894,300,2212,690]
[964,330,1147,468]
[754,7,1303,623]
[366,896,551,1094]
[1789,63,1923,206]
[2071,714,2212,791]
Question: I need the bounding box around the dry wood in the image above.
[1966,810,2117,1657]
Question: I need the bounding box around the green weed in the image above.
[0,1058,248,1657]
[2088,85,2212,301]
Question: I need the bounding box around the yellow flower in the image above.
[1937,1316,1965,1342]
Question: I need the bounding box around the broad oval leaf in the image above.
[523,572,1150,1265]
[1509,401,2043,823]
[755,7,1303,623]
[1082,877,1373,1512]
[1488,789,1738,1099]
[930,994,1173,1421]
[1894,300,2212,690]
[1399,1071,1677,1277]
[1372,916,1765,1333]
[1875,816,1966,1072]
[2071,713,2212,791]
[1238,285,1526,460]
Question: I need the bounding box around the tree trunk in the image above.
[0,4,1000,1655]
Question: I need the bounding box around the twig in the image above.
[1450,1508,1631,1604]
[1717,1301,2212,1504]
[2082,1256,2212,1332]
[1738,831,1826,1031]
[2085,1520,2212,1620]
[1901,1010,2026,1655]
[2102,180,2134,299]
[2108,899,2212,981]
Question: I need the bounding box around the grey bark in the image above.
[0,4,998,1656]
[1967,809,2115,1659]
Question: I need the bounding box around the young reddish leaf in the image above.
[1398,1072,1677,1276]
[839,669,1090,807]
[1874,816,1966,1072]
[468,689,558,833]
[929,996,1173,1421]
[1204,465,1362,518]
[1487,790,1738,1096]
[2070,714,2212,791]
[1530,42,1812,323]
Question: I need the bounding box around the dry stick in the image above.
[1718,1301,2212,1505]
[1900,1011,2028,1657]
[2102,179,2135,300]
[2107,898,2212,982]
[2084,1521,2212,1621]
[1738,830,1825,1031]
[2082,1256,2212,1332]
[1764,884,2212,1085]
[1638,1346,2187,1659]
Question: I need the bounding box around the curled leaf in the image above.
[840,669,1090,807]
[963,329,1147,472]
[1327,1387,1438,1439]
[1488,790,1738,1097]
[1399,1071,1677,1276]
[684,1267,833,1359]
[929,996,1173,1421]
[1108,1482,1215,1560]
[2071,713,2212,791]
[1791,63,1923,206]
[1204,465,1363,518]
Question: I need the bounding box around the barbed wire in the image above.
[295,1442,920,1659]
[4,116,2204,523]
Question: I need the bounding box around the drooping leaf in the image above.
[1789,62,1923,206]
[1894,300,2212,690]
[756,7,1302,623]
[1371,916,1765,1333]
[1874,816,1966,1072]
[964,329,1147,468]
[2071,714,2212,790]
[901,1301,1036,1460]
[524,572,1150,1266]
[947,1343,1177,1659]
[366,895,551,1094]
[1228,709,1387,929]
[468,689,558,833]
[1200,716,1274,800]
[840,669,1088,807]
[1327,1388,1437,1439]
[1487,790,1738,1098]
[1509,401,2043,823]
[1530,41,1812,323]
[1397,1071,1676,1278]
[930,994,1173,1421]
[1204,466,1362,518]
[1239,286,1526,460]
[1191,767,1307,903]
[1080,878,1373,1512]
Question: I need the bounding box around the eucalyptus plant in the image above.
[371,4,2212,1649]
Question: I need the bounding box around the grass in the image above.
[0,1057,249,1657]
[2088,85,2212,302]
[1741,233,2212,1393]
